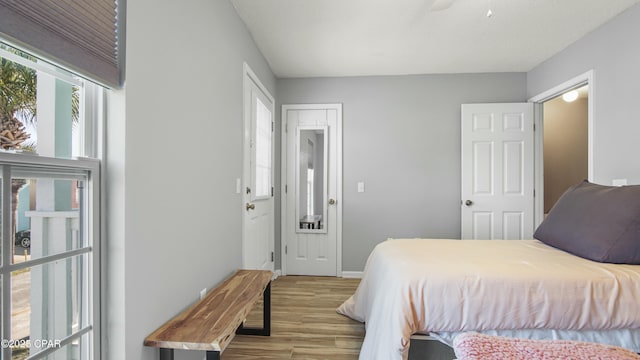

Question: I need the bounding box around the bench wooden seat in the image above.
[144,269,273,360]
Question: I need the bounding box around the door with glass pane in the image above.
[242,65,274,271]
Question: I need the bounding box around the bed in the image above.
[338,180,640,359]
[337,238,640,360]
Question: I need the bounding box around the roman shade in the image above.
[0,0,125,88]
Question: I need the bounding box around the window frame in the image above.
[0,153,101,360]
[0,41,103,359]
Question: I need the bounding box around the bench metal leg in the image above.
[236,281,271,336]
[161,348,219,360]
[159,348,174,360]
[206,350,221,360]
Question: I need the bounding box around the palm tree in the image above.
[1,48,78,262]
[0,55,35,149]
[1,46,79,145]
[0,52,36,261]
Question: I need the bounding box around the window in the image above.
[253,96,272,199]
[0,42,102,360]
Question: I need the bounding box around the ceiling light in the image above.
[562,90,579,102]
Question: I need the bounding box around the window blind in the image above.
[0,0,125,88]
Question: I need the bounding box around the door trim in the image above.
[242,62,275,270]
[280,103,343,276]
[528,69,594,228]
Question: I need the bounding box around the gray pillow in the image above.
[534,180,640,264]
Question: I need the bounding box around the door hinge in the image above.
[285,185,287,194]
[271,186,274,197]
[533,189,536,197]
[533,123,536,131]
[272,121,274,132]
[271,251,274,262]
[246,187,251,194]
[285,245,288,254]
[285,123,288,133]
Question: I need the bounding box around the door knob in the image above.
[246,203,255,211]
[465,200,473,206]
[328,198,336,205]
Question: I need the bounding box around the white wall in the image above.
[527,3,640,186]
[277,73,527,271]
[106,0,275,359]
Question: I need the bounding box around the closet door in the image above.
[461,103,534,240]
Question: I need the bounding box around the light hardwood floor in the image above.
[223,276,364,359]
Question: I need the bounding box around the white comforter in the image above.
[337,239,640,360]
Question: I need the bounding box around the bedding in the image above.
[337,238,640,360]
[433,328,640,352]
[452,332,640,360]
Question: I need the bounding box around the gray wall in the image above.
[527,3,640,186]
[102,2,640,358]
[106,0,275,359]
[276,73,527,271]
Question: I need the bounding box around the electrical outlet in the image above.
[200,288,207,300]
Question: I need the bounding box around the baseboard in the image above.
[341,271,363,279]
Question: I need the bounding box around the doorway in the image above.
[529,70,594,227]
[542,85,589,214]
[281,104,342,276]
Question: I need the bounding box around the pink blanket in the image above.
[454,333,640,360]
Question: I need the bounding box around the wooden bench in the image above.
[144,269,273,360]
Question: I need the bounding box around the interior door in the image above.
[242,66,274,271]
[461,103,534,240]
[284,104,341,276]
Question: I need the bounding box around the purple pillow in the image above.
[534,180,640,264]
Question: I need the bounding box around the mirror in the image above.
[297,126,328,233]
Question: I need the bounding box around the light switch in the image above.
[612,179,627,187]
[357,182,365,193]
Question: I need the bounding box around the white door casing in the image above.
[461,103,534,240]
[242,63,274,271]
[282,104,342,276]
[529,70,594,229]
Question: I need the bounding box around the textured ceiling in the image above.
[232,0,640,78]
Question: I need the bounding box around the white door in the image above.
[283,104,342,276]
[461,103,534,240]
[242,64,274,271]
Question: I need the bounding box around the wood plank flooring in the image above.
[223,276,364,359]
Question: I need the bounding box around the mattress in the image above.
[337,239,640,360]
